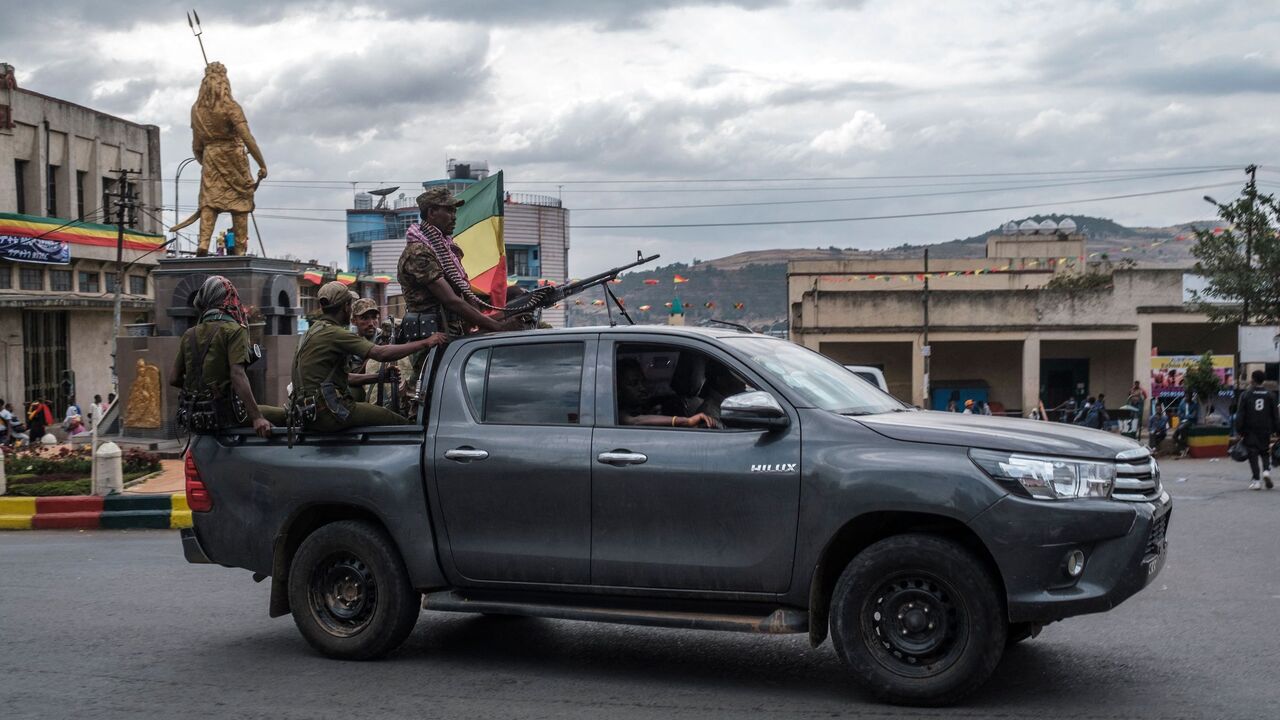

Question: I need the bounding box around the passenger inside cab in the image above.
[615,344,755,428]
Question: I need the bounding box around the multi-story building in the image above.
[345,160,571,326]
[0,63,164,414]
[788,221,1236,414]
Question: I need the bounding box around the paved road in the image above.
[2,459,1278,719]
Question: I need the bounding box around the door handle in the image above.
[444,447,489,462]
[597,451,647,466]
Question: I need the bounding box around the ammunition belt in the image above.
[176,390,247,432]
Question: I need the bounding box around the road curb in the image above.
[0,493,191,530]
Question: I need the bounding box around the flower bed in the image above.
[2,446,162,496]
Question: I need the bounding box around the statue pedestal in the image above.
[116,256,304,439]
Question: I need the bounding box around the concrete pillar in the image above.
[912,335,926,408]
[1022,334,1041,414]
[1135,318,1153,401]
[0,450,6,496]
[94,441,122,496]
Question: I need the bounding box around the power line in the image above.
[569,182,1243,229]
[157,163,1244,187]
[571,169,1234,212]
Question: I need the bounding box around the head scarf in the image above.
[194,275,248,326]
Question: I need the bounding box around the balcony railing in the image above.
[505,192,562,208]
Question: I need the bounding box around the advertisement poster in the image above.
[1150,355,1235,399]
[0,234,70,264]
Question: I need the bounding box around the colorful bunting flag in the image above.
[673,274,689,283]
[704,301,716,309]
[591,299,605,306]
[302,270,325,285]
[335,272,356,285]
[733,302,745,310]
[638,304,652,311]
[644,278,660,285]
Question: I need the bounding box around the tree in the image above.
[1190,179,1280,325]
[1182,352,1223,403]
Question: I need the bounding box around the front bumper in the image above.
[970,490,1172,624]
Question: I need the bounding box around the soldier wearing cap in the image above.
[346,297,381,403]
[398,186,521,338]
[290,282,446,431]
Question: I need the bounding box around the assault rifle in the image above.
[502,252,660,326]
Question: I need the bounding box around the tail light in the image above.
[185,452,213,512]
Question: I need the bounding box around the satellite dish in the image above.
[1057,217,1077,234]
[1038,219,1057,234]
[1002,221,1019,235]
[368,186,401,210]
[1019,219,1039,234]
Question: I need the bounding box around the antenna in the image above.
[187,9,209,66]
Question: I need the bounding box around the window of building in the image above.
[463,343,583,425]
[46,165,57,217]
[105,272,118,293]
[14,160,27,214]
[79,270,100,293]
[0,264,11,289]
[129,274,146,295]
[19,267,44,291]
[76,171,87,221]
[508,247,532,277]
[49,269,72,292]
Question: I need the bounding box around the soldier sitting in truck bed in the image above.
[290,282,447,431]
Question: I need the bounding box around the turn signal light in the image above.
[185,452,213,512]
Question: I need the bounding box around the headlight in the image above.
[969,449,1115,500]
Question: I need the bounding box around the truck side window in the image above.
[465,342,583,425]
[615,343,754,428]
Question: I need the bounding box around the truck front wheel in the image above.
[288,520,420,660]
[830,534,1006,706]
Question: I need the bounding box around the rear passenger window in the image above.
[465,343,583,425]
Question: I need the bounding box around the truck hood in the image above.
[853,410,1141,460]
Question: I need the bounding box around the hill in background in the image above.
[563,214,1213,330]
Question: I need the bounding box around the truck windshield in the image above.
[725,337,906,415]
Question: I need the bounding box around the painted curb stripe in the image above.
[0,493,194,530]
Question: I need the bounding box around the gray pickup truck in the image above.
[181,325,1170,706]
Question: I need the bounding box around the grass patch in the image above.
[4,471,153,497]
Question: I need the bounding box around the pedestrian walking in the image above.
[27,399,52,440]
[963,399,974,414]
[1234,370,1277,491]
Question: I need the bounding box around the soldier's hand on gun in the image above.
[253,417,272,439]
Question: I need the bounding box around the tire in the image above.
[288,520,420,660]
[829,534,1006,706]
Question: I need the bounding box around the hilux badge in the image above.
[751,463,797,473]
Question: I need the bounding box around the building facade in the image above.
[0,63,163,414]
[345,160,571,327]
[789,225,1235,415]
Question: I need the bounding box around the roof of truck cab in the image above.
[453,325,768,342]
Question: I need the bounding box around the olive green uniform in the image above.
[292,318,408,431]
[176,316,286,428]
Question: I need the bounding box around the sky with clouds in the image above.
[4,0,1278,275]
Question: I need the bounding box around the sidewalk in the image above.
[124,458,185,495]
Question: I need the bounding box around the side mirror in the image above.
[720,391,789,430]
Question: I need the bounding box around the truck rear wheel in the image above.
[830,534,1005,706]
[288,520,420,660]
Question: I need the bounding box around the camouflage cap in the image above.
[317,281,354,309]
[352,298,379,317]
[417,185,464,210]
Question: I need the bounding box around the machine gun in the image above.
[501,252,660,326]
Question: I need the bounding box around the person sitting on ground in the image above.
[617,357,717,428]
[66,414,89,436]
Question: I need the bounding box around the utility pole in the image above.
[922,248,931,409]
[1243,163,1258,326]
[109,168,139,392]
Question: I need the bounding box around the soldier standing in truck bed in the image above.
[170,275,285,437]
[291,282,446,431]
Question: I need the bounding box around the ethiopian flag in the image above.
[454,172,506,307]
